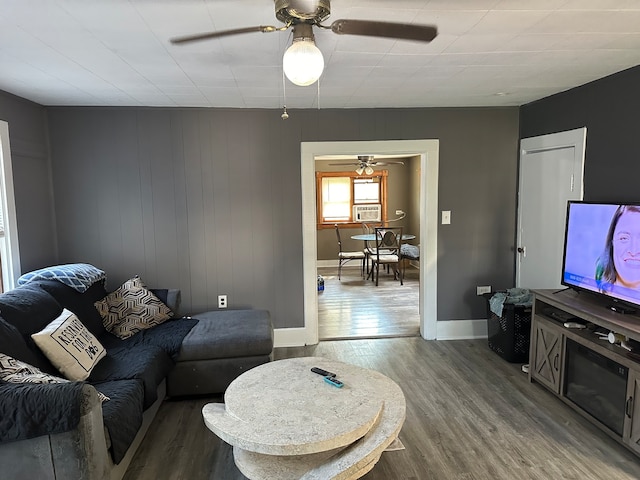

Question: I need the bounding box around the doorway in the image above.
[516,128,586,290]
[315,154,421,340]
[300,140,439,346]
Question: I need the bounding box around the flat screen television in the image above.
[562,201,640,312]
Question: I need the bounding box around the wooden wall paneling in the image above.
[135,110,162,286]
[44,106,520,328]
[168,111,192,314]
[140,110,182,289]
[277,114,305,328]
[2,96,55,273]
[225,110,254,309]
[181,111,208,313]
[245,110,277,311]
[205,111,230,313]
[113,112,147,288]
[49,111,107,269]
[92,111,129,284]
[197,110,220,310]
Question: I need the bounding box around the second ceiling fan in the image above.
[171,0,438,86]
[330,155,405,175]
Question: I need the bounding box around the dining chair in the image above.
[371,226,403,286]
[362,222,391,276]
[361,223,376,274]
[334,224,366,280]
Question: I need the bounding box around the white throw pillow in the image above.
[31,308,106,381]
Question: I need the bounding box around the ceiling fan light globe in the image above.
[283,39,324,86]
[355,166,365,175]
[364,166,374,175]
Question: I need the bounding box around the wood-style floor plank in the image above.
[318,265,420,340]
[124,338,640,480]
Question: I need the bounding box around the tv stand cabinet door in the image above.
[530,316,563,394]
[624,368,640,455]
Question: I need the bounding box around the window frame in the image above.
[315,170,388,229]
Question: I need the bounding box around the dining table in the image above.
[350,233,416,242]
[351,232,416,281]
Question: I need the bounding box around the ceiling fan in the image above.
[330,155,405,175]
[171,0,438,87]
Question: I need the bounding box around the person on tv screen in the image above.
[596,205,640,292]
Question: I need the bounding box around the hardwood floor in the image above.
[317,265,420,340]
[124,337,640,480]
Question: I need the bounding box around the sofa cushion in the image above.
[95,276,173,339]
[31,309,106,381]
[94,379,144,465]
[0,316,41,367]
[0,285,62,372]
[177,310,273,361]
[0,379,88,443]
[0,284,62,336]
[99,317,199,361]
[34,279,108,337]
[88,344,173,409]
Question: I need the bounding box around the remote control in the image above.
[311,367,336,378]
[323,376,344,388]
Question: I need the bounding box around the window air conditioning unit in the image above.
[353,204,382,222]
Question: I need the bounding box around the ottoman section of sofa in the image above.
[167,309,273,397]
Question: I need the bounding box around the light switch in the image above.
[442,210,451,225]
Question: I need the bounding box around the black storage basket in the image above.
[484,294,532,363]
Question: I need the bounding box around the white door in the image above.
[516,128,586,290]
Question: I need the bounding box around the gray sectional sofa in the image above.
[0,271,273,480]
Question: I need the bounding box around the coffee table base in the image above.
[202,357,406,480]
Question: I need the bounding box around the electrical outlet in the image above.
[476,286,492,296]
[218,295,228,309]
[442,210,451,224]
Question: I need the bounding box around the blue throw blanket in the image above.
[17,264,106,293]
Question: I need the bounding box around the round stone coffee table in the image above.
[202,356,406,480]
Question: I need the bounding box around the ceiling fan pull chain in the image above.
[282,68,289,120]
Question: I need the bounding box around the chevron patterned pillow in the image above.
[0,353,109,402]
[94,276,173,339]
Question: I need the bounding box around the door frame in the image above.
[292,139,439,346]
[516,127,586,288]
[0,121,21,291]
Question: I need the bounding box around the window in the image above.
[316,170,388,228]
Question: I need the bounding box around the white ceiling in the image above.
[2,0,640,109]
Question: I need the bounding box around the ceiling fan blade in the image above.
[330,19,437,43]
[171,25,280,44]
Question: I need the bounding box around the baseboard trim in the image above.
[317,260,337,268]
[273,328,308,348]
[275,319,488,347]
[436,319,488,340]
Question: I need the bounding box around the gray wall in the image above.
[45,106,519,327]
[520,65,640,203]
[0,91,56,273]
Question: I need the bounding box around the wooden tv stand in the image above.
[530,288,640,456]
